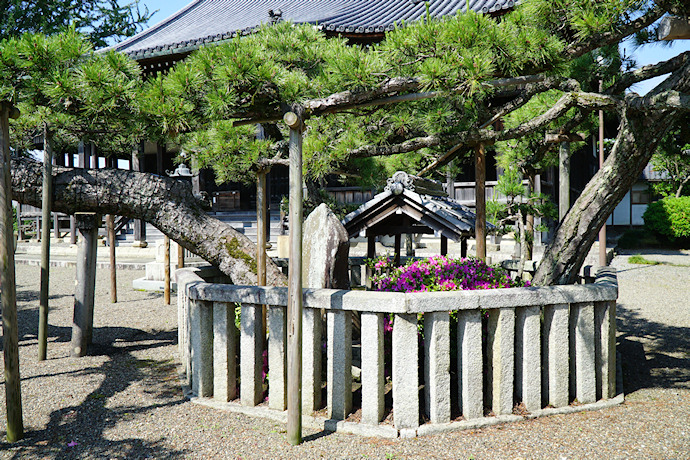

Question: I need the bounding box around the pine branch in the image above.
[608,51,690,94]
[565,4,665,59]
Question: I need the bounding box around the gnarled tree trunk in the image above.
[11,158,287,287]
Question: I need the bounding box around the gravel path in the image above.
[1,255,689,459]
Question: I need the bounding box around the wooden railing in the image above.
[177,267,620,438]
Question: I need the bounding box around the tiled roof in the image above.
[105,0,514,59]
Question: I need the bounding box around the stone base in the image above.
[145,261,180,282]
[132,277,177,292]
[131,240,148,248]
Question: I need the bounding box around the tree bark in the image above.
[10,158,287,287]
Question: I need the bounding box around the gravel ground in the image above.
[1,254,689,459]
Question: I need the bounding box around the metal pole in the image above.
[0,102,24,442]
[38,125,53,361]
[474,144,486,260]
[599,80,608,267]
[285,111,303,446]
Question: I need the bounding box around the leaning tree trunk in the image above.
[11,158,287,287]
[534,61,690,286]
[534,109,679,285]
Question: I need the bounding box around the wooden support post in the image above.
[285,111,304,446]
[559,142,570,222]
[38,126,53,361]
[107,215,117,303]
[257,169,268,341]
[71,213,99,357]
[366,234,375,289]
[69,151,76,244]
[178,242,185,269]
[156,143,164,178]
[394,233,401,266]
[440,235,448,256]
[1,102,24,442]
[164,236,171,305]
[131,144,147,247]
[598,81,607,267]
[90,142,97,169]
[461,237,468,258]
[474,144,486,261]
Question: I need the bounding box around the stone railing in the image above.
[177,266,621,438]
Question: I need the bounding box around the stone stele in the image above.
[302,203,350,289]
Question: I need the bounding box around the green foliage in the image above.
[643,196,690,243]
[0,0,153,47]
[627,254,659,265]
[649,118,690,198]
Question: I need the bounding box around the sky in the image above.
[137,0,690,95]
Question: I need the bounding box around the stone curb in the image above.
[178,356,626,440]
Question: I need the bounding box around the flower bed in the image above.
[369,255,528,292]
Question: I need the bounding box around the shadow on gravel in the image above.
[617,305,690,393]
[0,328,189,459]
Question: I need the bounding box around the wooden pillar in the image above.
[440,235,448,256]
[598,81,607,267]
[474,144,486,260]
[131,143,147,247]
[156,143,164,178]
[257,169,268,339]
[559,142,570,221]
[285,111,304,446]
[164,236,171,305]
[178,243,185,269]
[66,152,77,244]
[1,102,24,442]
[38,126,53,361]
[461,237,468,258]
[106,215,117,303]
[71,213,99,357]
[90,142,98,169]
[394,233,402,266]
[366,233,375,289]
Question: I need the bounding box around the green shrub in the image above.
[643,196,690,242]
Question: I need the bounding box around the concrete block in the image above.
[360,312,385,425]
[487,308,515,415]
[542,304,569,407]
[213,302,237,402]
[190,299,213,398]
[458,310,483,419]
[515,306,541,411]
[327,310,352,420]
[302,307,322,414]
[595,301,616,399]
[570,302,596,404]
[393,313,419,430]
[424,312,450,423]
[268,305,287,410]
[240,303,263,406]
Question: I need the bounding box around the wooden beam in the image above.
[658,16,690,41]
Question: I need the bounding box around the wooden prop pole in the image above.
[38,125,53,361]
[559,141,571,221]
[164,236,171,305]
[107,215,117,303]
[598,81,607,267]
[474,144,486,261]
[0,102,24,442]
[285,111,303,446]
[257,169,268,339]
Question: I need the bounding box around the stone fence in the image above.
[176,266,621,438]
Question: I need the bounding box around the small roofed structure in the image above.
[342,171,491,265]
